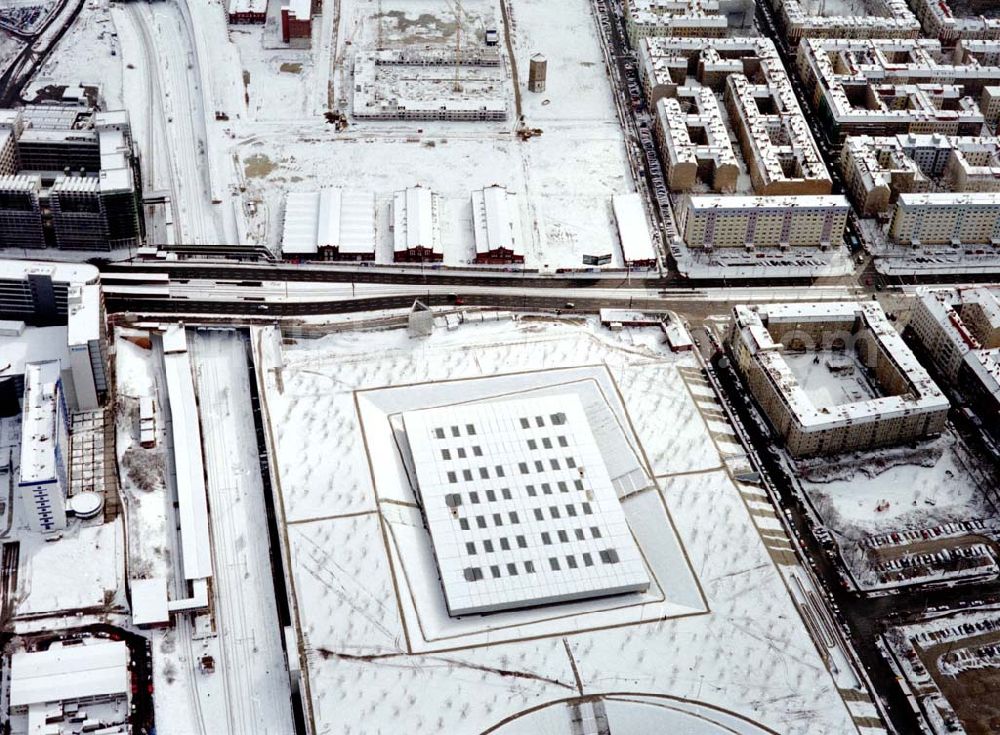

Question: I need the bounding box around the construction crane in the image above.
[443,0,468,93]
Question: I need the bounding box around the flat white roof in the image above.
[131,577,170,626]
[0,259,98,285]
[403,395,650,616]
[612,194,657,264]
[66,284,101,346]
[162,327,213,580]
[471,186,523,256]
[0,325,69,378]
[18,360,63,485]
[10,640,129,707]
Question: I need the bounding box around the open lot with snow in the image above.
[254,315,864,734]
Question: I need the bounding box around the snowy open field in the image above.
[254,316,866,734]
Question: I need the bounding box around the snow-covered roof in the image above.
[393,186,440,254]
[471,186,523,256]
[66,284,100,347]
[612,194,656,265]
[732,302,948,430]
[0,174,41,192]
[228,0,266,13]
[402,395,650,616]
[0,325,69,379]
[131,577,170,626]
[0,259,98,286]
[10,640,129,707]
[18,360,63,485]
[688,195,850,211]
[284,0,310,20]
[282,188,376,256]
[162,326,213,580]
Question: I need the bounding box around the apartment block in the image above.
[841,134,1000,216]
[768,0,919,43]
[680,195,850,249]
[888,192,1000,247]
[727,302,948,457]
[909,0,1000,43]
[910,287,1000,434]
[624,0,731,43]
[797,38,1000,140]
[638,38,830,196]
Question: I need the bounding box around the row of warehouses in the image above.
[281,185,658,268]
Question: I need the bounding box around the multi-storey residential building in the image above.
[768,0,919,43]
[797,38,1000,140]
[842,134,1000,215]
[18,360,70,533]
[910,287,1000,435]
[680,195,850,249]
[888,192,1000,247]
[654,90,739,192]
[638,38,831,196]
[0,106,144,250]
[727,302,949,457]
[909,0,1000,43]
[623,0,733,43]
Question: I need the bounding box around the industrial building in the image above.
[18,360,70,533]
[281,188,376,261]
[402,395,650,616]
[910,287,1000,434]
[638,38,830,196]
[679,195,850,250]
[888,192,1000,247]
[910,0,1000,42]
[767,0,919,43]
[392,186,443,263]
[727,302,949,457]
[471,185,525,265]
[0,259,99,325]
[612,193,658,267]
[796,38,1000,140]
[8,639,132,735]
[0,106,144,251]
[842,134,1000,216]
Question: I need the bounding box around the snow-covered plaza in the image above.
[252,315,875,734]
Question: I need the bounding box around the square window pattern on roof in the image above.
[402,395,650,616]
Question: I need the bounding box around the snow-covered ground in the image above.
[254,316,868,734]
[783,351,879,409]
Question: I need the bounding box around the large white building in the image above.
[612,193,658,267]
[728,302,949,457]
[8,639,131,735]
[392,186,443,263]
[680,195,849,250]
[624,0,735,43]
[403,395,650,616]
[471,185,525,265]
[281,188,377,261]
[0,259,99,325]
[18,360,70,533]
